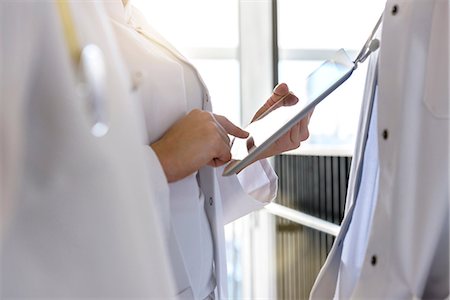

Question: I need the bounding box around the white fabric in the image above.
[0,1,175,298]
[105,2,278,299]
[311,0,449,298]
[309,28,381,300]
[221,160,277,224]
[335,92,380,299]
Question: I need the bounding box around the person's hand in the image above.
[151,109,248,182]
[252,83,312,160]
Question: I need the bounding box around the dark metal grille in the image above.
[274,154,351,300]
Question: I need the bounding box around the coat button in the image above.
[132,71,144,91]
[382,129,389,140]
[209,197,213,206]
[391,4,399,15]
[371,255,377,266]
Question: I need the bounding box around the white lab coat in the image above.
[105,2,278,299]
[0,1,175,298]
[310,0,449,298]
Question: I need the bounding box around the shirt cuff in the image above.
[217,159,278,224]
[237,159,278,203]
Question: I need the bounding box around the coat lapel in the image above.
[309,51,380,299]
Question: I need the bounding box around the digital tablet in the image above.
[223,49,356,176]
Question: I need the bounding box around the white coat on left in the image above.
[0,1,175,297]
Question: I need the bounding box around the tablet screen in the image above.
[223,49,355,176]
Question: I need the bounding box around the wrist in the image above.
[151,140,177,183]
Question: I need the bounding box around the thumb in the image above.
[214,114,249,139]
[252,83,295,122]
[272,82,289,98]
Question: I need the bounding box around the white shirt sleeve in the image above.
[216,159,278,224]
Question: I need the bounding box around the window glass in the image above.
[132,0,239,49]
[192,59,241,125]
[278,0,385,152]
[278,0,385,50]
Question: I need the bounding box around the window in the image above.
[277,0,385,155]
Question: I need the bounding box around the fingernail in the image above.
[272,83,281,92]
[273,83,286,93]
[272,82,287,93]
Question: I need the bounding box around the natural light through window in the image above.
[278,0,385,154]
[132,0,238,49]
